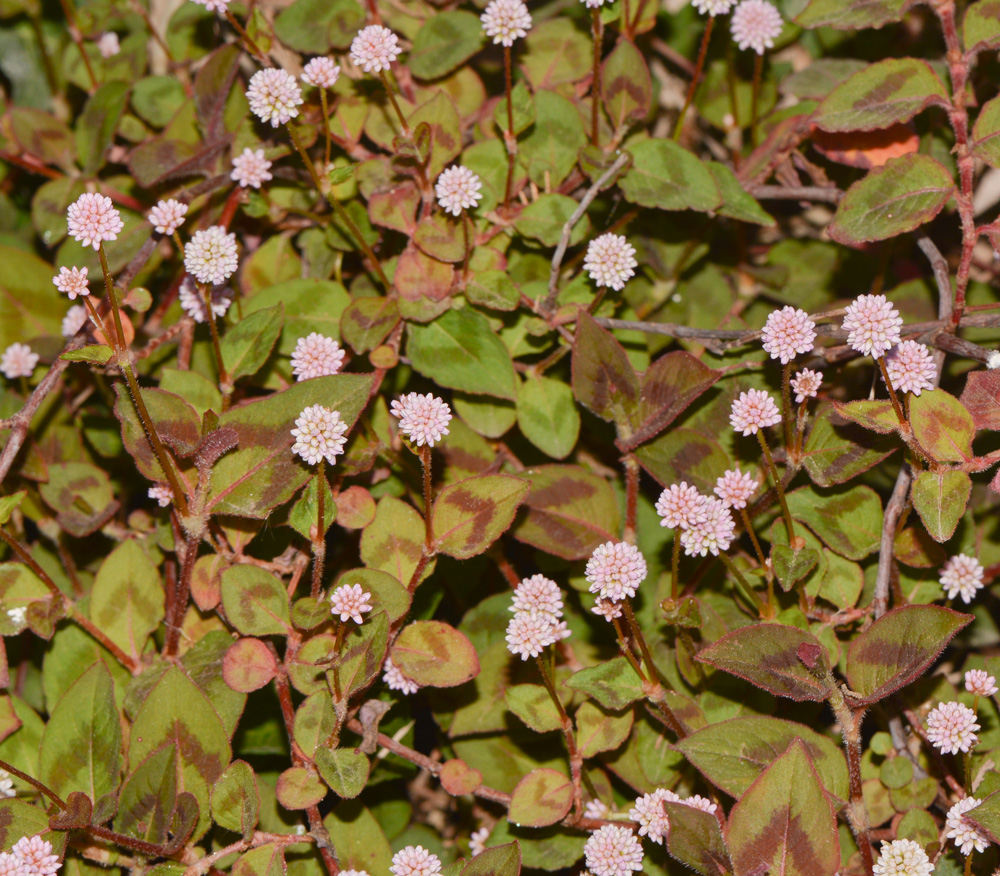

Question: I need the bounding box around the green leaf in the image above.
[772,545,820,592]
[0,492,25,526]
[801,406,898,487]
[786,484,883,560]
[334,569,411,623]
[707,162,775,226]
[38,461,117,539]
[0,800,61,851]
[845,604,972,703]
[967,790,1000,843]
[324,802,393,875]
[0,245,68,350]
[909,390,975,463]
[959,370,1000,430]
[115,745,178,845]
[795,0,915,30]
[432,474,530,559]
[232,845,284,876]
[440,759,483,796]
[360,496,432,588]
[507,769,573,828]
[519,91,588,187]
[288,474,337,541]
[512,465,621,560]
[565,657,643,711]
[315,747,370,799]
[494,81,535,137]
[911,470,971,543]
[634,428,729,495]
[505,684,564,734]
[602,38,651,128]
[964,0,1000,54]
[76,81,130,175]
[407,308,518,400]
[244,279,350,356]
[211,761,259,841]
[221,304,283,384]
[663,801,731,876]
[60,345,113,365]
[973,96,1000,167]
[39,663,120,801]
[340,297,400,354]
[409,11,484,80]
[516,375,580,460]
[575,702,633,758]
[571,312,640,425]
[513,194,590,248]
[830,399,899,434]
[619,138,720,212]
[828,154,954,246]
[90,539,164,660]
[467,271,520,311]
[696,624,833,702]
[390,621,480,688]
[725,740,840,876]
[331,611,389,699]
[220,565,291,637]
[113,384,202,482]
[814,59,948,132]
[460,841,520,876]
[273,0,365,51]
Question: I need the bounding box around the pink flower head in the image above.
[655,482,706,530]
[584,234,638,291]
[629,788,680,845]
[939,554,984,604]
[714,468,758,510]
[383,657,420,694]
[580,0,608,7]
[350,25,401,73]
[148,199,188,235]
[96,32,119,58]
[583,825,644,876]
[231,148,273,189]
[291,404,349,466]
[965,669,998,697]
[148,485,173,507]
[178,277,234,324]
[510,574,564,619]
[926,701,979,754]
[683,795,717,814]
[53,266,89,300]
[884,340,936,396]
[302,58,341,89]
[67,193,123,250]
[946,797,989,856]
[730,0,783,54]
[469,827,490,857]
[390,847,441,876]
[693,0,735,14]
[435,166,483,216]
[0,852,28,876]
[505,611,566,660]
[585,542,646,602]
[1,344,39,380]
[340,872,370,876]
[680,496,736,557]
[290,333,346,380]
[761,307,816,364]
[585,799,610,819]
[791,368,822,404]
[480,0,531,46]
[11,837,60,876]
[329,583,372,624]
[184,226,239,286]
[730,388,781,436]
[591,598,623,621]
[842,294,903,359]
[390,393,452,448]
[61,305,88,339]
[873,839,933,876]
[246,68,303,127]
[191,0,230,14]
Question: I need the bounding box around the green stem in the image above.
[98,244,126,353]
[312,459,326,599]
[781,361,793,452]
[671,530,681,601]
[719,552,766,616]
[201,283,232,403]
[621,598,659,685]
[757,430,796,543]
[319,88,333,171]
[223,7,268,62]
[611,616,646,682]
[503,45,516,210]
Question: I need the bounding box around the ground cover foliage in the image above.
[3,0,1000,874]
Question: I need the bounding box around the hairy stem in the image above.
[201,283,231,404]
[312,459,326,599]
[757,431,795,543]
[590,9,603,145]
[829,684,874,875]
[503,45,516,210]
[673,16,713,140]
[419,445,434,549]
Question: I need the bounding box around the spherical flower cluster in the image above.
[391,393,452,448]
[329,583,372,625]
[965,669,998,697]
[926,701,980,755]
[629,788,680,845]
[383,657,420,694]
[579,0,608,7]
[191,0,231,14]
[680,496,736,557]
[390,846,441,876]
[340,871,370,876]
[178,277,235,324]
[231,148,273,189]
[246,68,303,127]
[469,827,490,857]
[0,769,13,799]
[435,166,483,216]
[585,542,647,602]
[939,554,985,604]
[67,193,123,250]
[290,333,346,381]
[302,58,341,89]
[583,825,644,876]
[730,0,783,54]
[730,388,781,436]
[148,485,173,507]
[148,199,188,235]
[693,0,735,14]
[510,574,564,618]
[96,32,119,58]
[884,340,937,396]
[684,795,717,814]
[761,307,816,364]
[591,598,623,621]
[0,851,27,876]
[480,0,532,46]
[53,266,89,300]
[505,610,568,660]
[1,344,39,380]
[842,294,902,359]
[11,836,61,876]
[714,469,758,510]
[655,482,706,530]
[872,839,933,876]
[350,25,402,73]
[791,368,822,403]
[62,305,88,339]
[584,234,638,291]
[184,226,239,286]
[945,797,989,856]
[290,404,349,466]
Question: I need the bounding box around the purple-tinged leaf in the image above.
[909,390,975,463]
[911,470,971,543]
[440,759,483,797]
[966,790,1000,843]
[508,768,573,828]
[959,370,1000,430]
[432,474,530,559]
[460,841,520,876]
[391,621,479,688]
[796,0,917,31]
[830,400,899,434]
[571,312,640,425]
[786,484,883,560]
[801,407,899,487]
[663,801,731,876]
